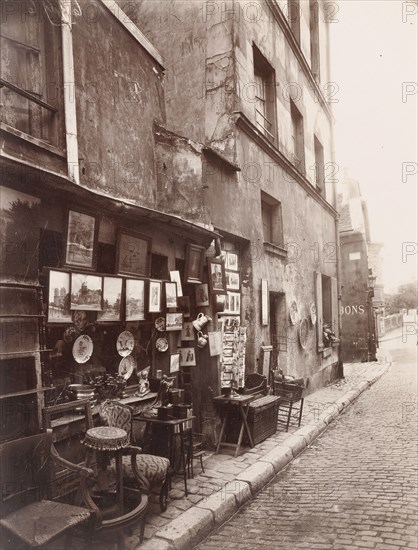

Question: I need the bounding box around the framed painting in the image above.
[179,347,196,367]
[184,243,204,284]
[225,271,240,290]
[47,270,72,323]
[125,279,146,321]
[116,229,152,277]
[165,281,178,309]
[65,209,98,269]
[97,276,123,322]
[148,280,162,313]
[70,273,103,311]
[226,251,239,271]
[170,270,183,297]
[170,353,180,374]
[181,321,195,341]
[207,258,227,295]
[166,312,183,332]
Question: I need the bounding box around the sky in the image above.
[330,0,418,293]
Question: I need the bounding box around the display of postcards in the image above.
[222,357,234,365]
[222,371,233,380]
[222,348,233,357]
[223,333,236,342]
[225,271,240,290]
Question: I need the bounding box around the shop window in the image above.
[315,271,338,350]
[309,0,320,80]
[288,0,301,44]
[0,0,60,144]
[261,192,284,248]
[151,254,169,280]
[253,44,277,143]
[313,135,325,196]
[290,100,305,175]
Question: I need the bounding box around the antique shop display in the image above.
[116,229,152,277]
[117,331,135,357]
[65,209,98,269]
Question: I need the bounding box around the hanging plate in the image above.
[72,334,93,364]
[116,331,134,357]
[155,337,169,352]
[299,318,309,349]
[154,317,166,332]
[310,303,317,325]
[118,355,136,380]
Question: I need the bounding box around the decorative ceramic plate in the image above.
[310,303,317,325]
[116,331,134,357]
[156,337,169,352]
[72,334,93,364]
[289,300,299,325]
[154,317,166,332]
[299,318,309,349]
[118,355,136,380]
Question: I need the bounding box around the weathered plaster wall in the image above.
[73,0,165,206]
[234,0,334,201]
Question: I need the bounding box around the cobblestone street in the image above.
[196,337,418,550]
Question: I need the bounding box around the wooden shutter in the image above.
[331,276,339,337]
[315,271,323,350]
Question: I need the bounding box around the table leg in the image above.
[235,415,245,458]
[240,404,254,448]
[179,423,188,496]
[215,409,228,454]
[115,451,124,515]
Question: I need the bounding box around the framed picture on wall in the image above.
[65,209,98,269]
[125,279,146,321]
[207,258,227,295]
[177,296,191,318]
[170,353,180,373]
[166,312,183,332]
[148,280,162,313]
[170,270,183,297]
[70,273,103,311]
[184,243,204,284]
[116,229,152,277]
[179,347,196,366]
[226,251,239,271]
[47,270,72,323]
[225,271,240,290]
[165,281,178,309]
[97,276,123,322]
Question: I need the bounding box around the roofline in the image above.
[98,0,165,70]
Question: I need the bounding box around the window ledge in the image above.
[263,242,287,258]
[0,122,66,158]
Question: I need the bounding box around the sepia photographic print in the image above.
[1,1,416,549]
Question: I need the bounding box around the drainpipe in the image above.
[60,0,80,184]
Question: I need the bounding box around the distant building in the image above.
[338,177,384,361]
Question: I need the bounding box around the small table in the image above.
[213,394,256,457]
[83,426,129,516]
[133,415,195,496]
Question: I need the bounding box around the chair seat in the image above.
[120,454,170,493]
[0,500,91,548]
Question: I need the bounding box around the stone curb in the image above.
[140,360,391,550]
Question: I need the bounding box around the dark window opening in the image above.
[253,44,277,143]
[314,135,325,196]
[151,254,169,280]
[290,100,305,174]
[288,0,301,44]
[261,192,284,248]
[309,0,320,80]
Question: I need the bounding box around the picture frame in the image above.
[226,251,239,271]
[260,345,273,378]
[47,270,72,323]
[125,278,146,321]
[181,321,195,341]
[170,270,183,297]
[207,257,227,295]
[184,243,204,284]
[177,296,190,318]
[179,347,196,367]
[116,229,152,277]
[165,281,178,309]
[65,209,98,270]
[225,291,241,314]
[225,271,240,290]
[208,331,223,356]
[170,353,180,374]
[148,280,162,313]
[195,283,210,307]
[261,279,269,325]
[166,312,183,332]
[70,273,103,311]
[97,276,123,322]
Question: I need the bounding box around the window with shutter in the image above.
[315,271,323,350]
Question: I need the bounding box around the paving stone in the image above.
[156,507,214,549]
[172,499,193,511]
